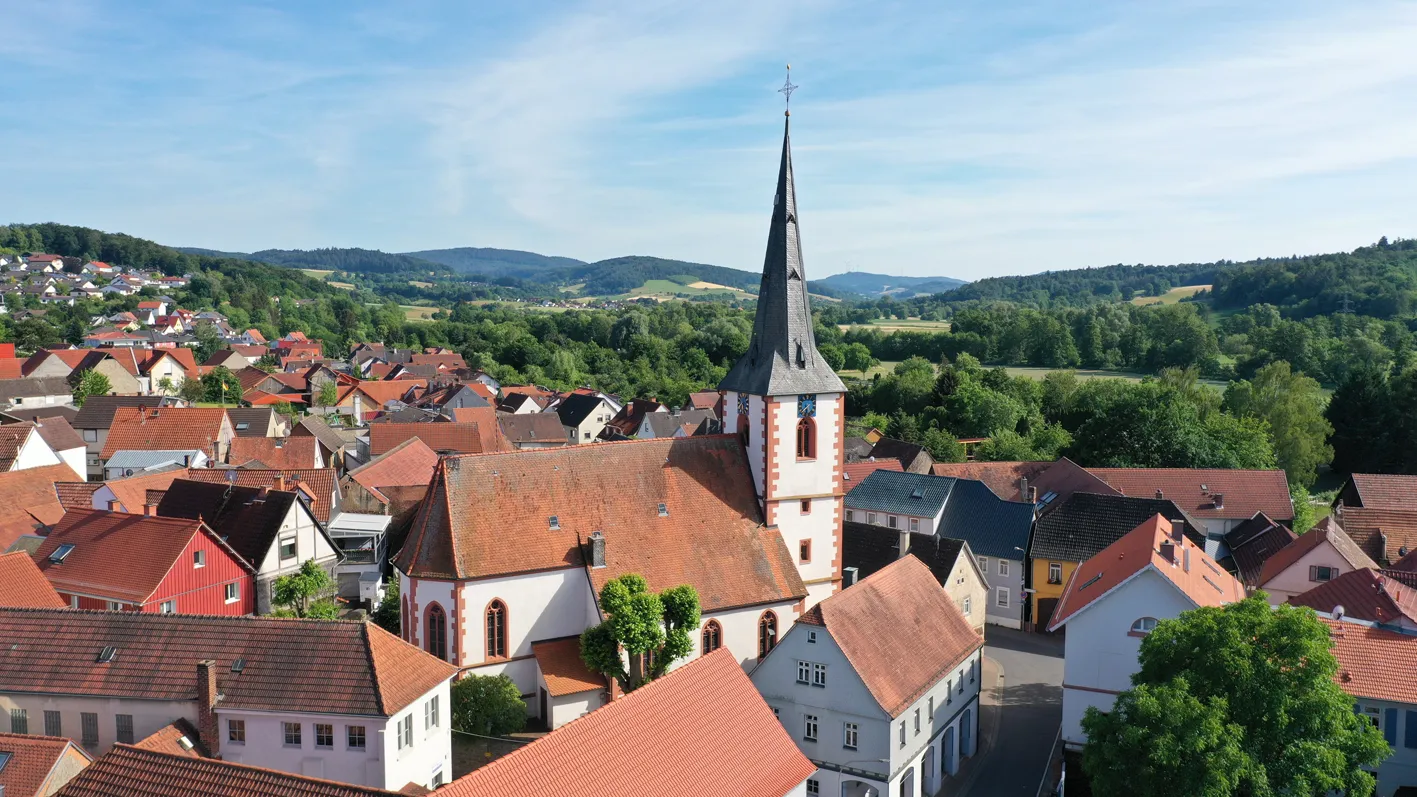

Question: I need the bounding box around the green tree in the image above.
[200,366,243,404]
[1082,595,1387,797]
[193,321,223,363]
[156,376,175,396]
[271,560,338,618]
[179,377,206,403]
[371,579,400,635]
[1223,360,1333,486]
[922,427,966,463]
[450,674,528,737]
[580,574,700,692]
[317,379,340,408]
[71,369,112,407]
[1290,484,1317,534]
[843,342,876,372]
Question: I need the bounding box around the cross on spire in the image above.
[778,64,797,116]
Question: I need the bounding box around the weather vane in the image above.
[779,64,797,116]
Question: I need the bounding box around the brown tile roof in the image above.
[369,421,498,456]
[930,460,1051,501]
[531,637,607,697]
[409,353,465,369]
[0,464,72,552]
[139,348,199,378]
[34,510,252,604]
[1222,512,1297,589]
[1288,567,1417,625]
[228,437,320,469]
[186,468,338,523]
[442,648,813,797]
[132,719,209,758]
[447,407,511,451]
[0,732,89,797]
[1258,517,1378,586]
[0,609,457,717]
[51,744,404,797]
[0,551,66,608]
[345,380,424,408]
[0,359,22,380]
[31,417,85,456]
[796,556,983,717]
[1049,515,1245,631]
[396,437,807,613]
[345,438,438,505]
[605,398,664,436]
[100,408,230,459]
[1088,468,1293,520]
[72,396,158,431]
[1331,505,1417,563]
[497,412,568,446]
[1345,474,1417,511]
[843,458,903,491]
[54,481,101,511]
[1323,617,1417,705]
[0,422,38,470]
[98,467,191,514]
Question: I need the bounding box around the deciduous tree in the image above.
[71,369,111,407]
[580,574,701,692]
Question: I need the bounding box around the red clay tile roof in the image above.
[1049,514,1245,631]
[1330,505,1417,563]
[52,744,404,797]
[1288,567,1417,625]
[228,437,320,469]
[55,481,101,511]
[843,458,903,491]
[396,437,807,612]
[0,422,37,470]
[0,359,22,380]
[139,348,198,378]
[0,733,88,797]
[99,468,191,514]
[345,438,438,505]
[795,556,983,717]
[1258,517,1377,586]
[0,609,457,717]
[243,389,308,405]
[345,380,424,408]
[929,460,1051,501]
[0,464,72,552]
[100,407,231,459]
[1323,617,1417,705]
[1346,474,1417,511]
[409,353,465,369]
[532,637,607,697]
[368,421,499,456]
[442,648,813,797]
[133,719,209,758]
[1088,468,1293,520]
[448,406,510,453]
[34,510,252,604]
[185,468,338,523]
[0,551,66,608]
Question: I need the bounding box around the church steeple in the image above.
[719,98,845,397]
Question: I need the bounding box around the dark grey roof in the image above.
[642,409,718,438]
[845,470,956,517]
[0,376,72,402]
[718,117,844,397]
[843,522,968,586]
[225,408,276,437]
[868,437,932,470]
[498,412,567,445]
[1030,492,1203,563]
[1222,511,1295,588]
[293,416,350,452]
[72,396,154,430]
[843,436,874,460]
[555,393,605,427]
[0,405,78,425]
[936,478,1036,560]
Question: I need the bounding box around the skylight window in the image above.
[657,503,669,517]
[910,488,925,500]
[549,516,560,530]
[49,543,75,564]
[0,751,10,773]
[97,646,118,664]
[1080,572,1104,591]
[231,658,247,674]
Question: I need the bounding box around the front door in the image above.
[961,708,973,757]
[540,688,549,725]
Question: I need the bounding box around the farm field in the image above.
[838,318,951,333]
[624,278,748,301]
[1130,284,1211,306]
[1003,366,1228,390]
[401,305,440,321]
[299,269,334,279]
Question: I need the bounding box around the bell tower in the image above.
[720,69,845,609]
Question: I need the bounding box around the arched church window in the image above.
[796,417,816,459]
[425,604,447,661]
[758,611,778,658]
[702,620,722,654]
[486,599,508,659]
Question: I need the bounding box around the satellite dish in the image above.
[1333,604,1345,621]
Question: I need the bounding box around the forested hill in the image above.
[405,246,584,278]
[817,271,967,298]
[177,246,453,277]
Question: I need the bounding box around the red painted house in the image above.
[33,509,256,615]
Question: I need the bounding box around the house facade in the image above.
[1257,517,1377,603]
[1088,467,1294,553]
[752,557,984,797]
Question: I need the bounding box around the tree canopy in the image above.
[580,574,701,692]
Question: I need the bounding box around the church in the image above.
[394,111,846,725]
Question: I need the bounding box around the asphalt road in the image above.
[959,627,1064,797]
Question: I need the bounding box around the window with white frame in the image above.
[978,556,988,572]
[282,722,301,747]
[996,587,1009,608]
[998,559,1009,577]
[279,536,297,560]
[160,600,175,614]
[963,595,972,616]
[224,582,239,603]
[889,515,899,529]
[315,724,334,749]
[1049,562,1062,584]
[909,517,919,532]
[845,510,854,522]
[193,550,205,568]
[806,780,820,795]
[914,708,921,735]
[83,429,98,442]
[867,512,877,525]
[347,725,366,750]
[812,663,827,687]
[804,714,818,742]
[430,695,440,728]
[1310,565,1338,582]
[1130,617,1159,635]
[797,661,811,684]
[401,715,413,748]
[844,722,858,749]
[899,721,905,747]
[928,696,934,718]
[228,719,245,744]
[947,678,953,702]
[807,630,817,644]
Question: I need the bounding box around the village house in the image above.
[1048,514,1244,749]
[0,376,74,411]
[1330,474,1417,563]
[0,422,81,479]
[339,439,437,516]
[1287,568,1417,631]
[636,407,720,439]
[227,436,324,469]
[98,407,234,470]
[0,732,92,796]
[101,449,206,479]
[1256,517,1378,603]
[72,397,171,478]
[1323,616,1417,797]
[367,421,506,457]
[226,407,284,438]
[842,522,988,633]
[34,509,256,615]
[496,412,568,450]
[0,610,457,791]
[1087,467,1294,554]
[1217,511,1297,591]
[751,556,985,797]
[554,392,614,443]
[0,465,74,552]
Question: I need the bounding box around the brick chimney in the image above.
[898,531,911,559]
[1018,477,1029,502]
[1212,493,1224,510]
[108,500,119,512]
[1155,489,1164,500]
[196,660,221,758]
[144,502,157,517]
[274,474,287,492]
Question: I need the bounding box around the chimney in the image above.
[144,502,157,517]
[108,500,119,512]
[1155,489,1164,500]
[1379,532,1389,563]
[589,531,606,568]
[274,475,287,492]
[1159,541,1176,564]
[843,566,859,587]
[196,660,221,758]
[1029,486,1038,504]
[1212,493,1224,510]
[898,531,911,559]
[1183,547,1191,573]
[1018,477,1029,503]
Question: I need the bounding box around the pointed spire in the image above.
[719,103,844,397]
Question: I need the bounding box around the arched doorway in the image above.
[943,726,957,775]
[960,707,973,757]
[922,747,936,795]
[841,780,878,797]
[898,766,915,797]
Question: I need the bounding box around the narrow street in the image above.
[954,627,1064,797]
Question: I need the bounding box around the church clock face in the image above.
[737,393,750,416]
[797,394,817,418]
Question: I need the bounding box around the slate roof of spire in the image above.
[719,116,844,397]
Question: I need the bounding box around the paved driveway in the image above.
[955,627,1064,797]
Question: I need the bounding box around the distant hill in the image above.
[404,247,584,279]
[818,271,966,298]
[175,247,451,277]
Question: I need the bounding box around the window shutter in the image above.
[1405,711,1417,749]
[1386,708,1399,745]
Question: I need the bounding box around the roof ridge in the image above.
[360,623,389,716]
[102,744,402,795]
[0,606,366,624]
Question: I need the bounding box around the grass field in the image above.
[401,305,440,321]
[409,280,434,288]
[1130,284,1212,306]
[839,318,952,334]
[838,360,903,379]
[299,269,334,279]
[1003,366,1228,390]
[329,281,356,290]
[624,279,749,301]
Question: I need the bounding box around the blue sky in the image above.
[3,0,1416,280]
